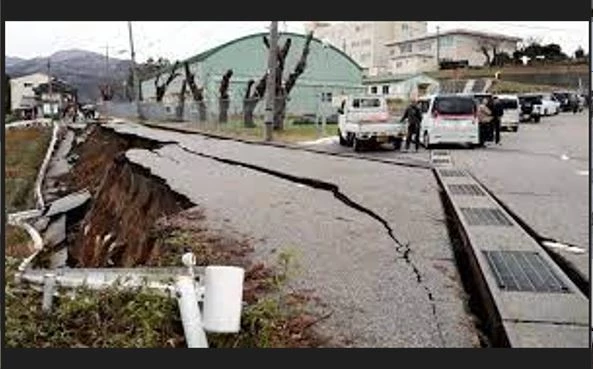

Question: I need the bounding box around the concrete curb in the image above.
[432,150,588,348]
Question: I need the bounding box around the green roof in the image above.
[141,31,363,82]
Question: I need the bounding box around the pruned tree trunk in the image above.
[176,80,187,122]
[183,62,207,122]
[218,69,233,123]
[274,32,314,129]
[243,74,267,128]
[155,61,180,102]
[99,85,114,101]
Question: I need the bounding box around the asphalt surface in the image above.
[106,121,480,347]
[296,112,589,283]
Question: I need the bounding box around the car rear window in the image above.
[352,98,381,108]
[433,96,475,115]
[500,99,518,110]
[521,96,542,104]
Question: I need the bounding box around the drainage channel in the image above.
[431,150,589,348]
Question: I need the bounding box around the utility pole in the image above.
[436,26,440,68]
[128,21,140,107]
[47,58,53,120]
[264,21,278,142]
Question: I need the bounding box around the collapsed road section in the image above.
[45,122,479,347]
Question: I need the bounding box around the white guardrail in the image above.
[7,120,245,348]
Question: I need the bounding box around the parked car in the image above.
[417,94,480,149]
[518,94,543,123]
[337,95,406,152]
[539,93,560,116]
[552,91,577,112]
[495,94,520,132]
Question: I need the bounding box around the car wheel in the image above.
[534,115,541,123]
[544,109,548,116]
[423,132,431,149]
[338,129,347,146]
[392,138,402,151]
[512,126,518,132]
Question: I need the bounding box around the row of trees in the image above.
[103,32,314,130]
[477,39,587,68]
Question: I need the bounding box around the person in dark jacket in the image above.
[488,96,504,145]
[400,97,423,152]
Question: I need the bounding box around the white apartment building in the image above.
[385,29,521,74]
[305,21,428,76]
[10,72,50,113]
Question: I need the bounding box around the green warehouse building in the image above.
[139,32,365,120]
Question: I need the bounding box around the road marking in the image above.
[576,170,588,176]
[560,154,570,161]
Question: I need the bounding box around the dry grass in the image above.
[5,225,33,258]
[5,127,53,213]
[489,80,561,94]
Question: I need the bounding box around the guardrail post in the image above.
[175,276,208,348]
[42,273,57,313]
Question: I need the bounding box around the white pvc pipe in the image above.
[202,266,244,333]
[175,276,209,348]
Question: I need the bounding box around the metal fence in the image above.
[98,94,344,130]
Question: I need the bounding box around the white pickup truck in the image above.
[337,95,406,152]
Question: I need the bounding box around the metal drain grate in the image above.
[460,207,513,226]
[448,184,485,196]
[432,151,449,156]
[439,169,466,177]
[433,158,451,164]
[483,251,571,293]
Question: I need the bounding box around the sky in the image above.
[5,21,590,63]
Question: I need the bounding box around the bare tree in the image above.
[272,32,314,130]
[243,74,267,127]
[183,62,207,122]
[176,79,187,122]
[476,38,503,67]
[218,69,233,123]
[155,61,181,102]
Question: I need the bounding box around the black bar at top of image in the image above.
[3,348,592,369]
[1,0,590,20]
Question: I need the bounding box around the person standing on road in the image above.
[400,96,423,152]
[477,98,493,145]
[489,96,504,145]
[569,93,579,114]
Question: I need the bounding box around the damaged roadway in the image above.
[103,121,480,347]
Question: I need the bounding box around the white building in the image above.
[305,22,428,76]
[385,29,521,74]
[363,73,440,100]
[10,73,50,116]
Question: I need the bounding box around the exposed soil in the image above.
[45,124,330,347]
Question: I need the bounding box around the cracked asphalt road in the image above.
[105,121,480,347]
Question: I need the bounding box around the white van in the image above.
[337,95,406,152]
[417,94,480,148]
[495,94,520,132]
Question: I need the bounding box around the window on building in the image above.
[390,49,395,55]
[382,85,390,95]
[321,92,333,102]
[24,83,33,87]
[439,35,454,47]
[396,61,403,68]
[399,43,412,54]
[370,86,378,94]
[402,24,409,31]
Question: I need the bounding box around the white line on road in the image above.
[576,170,589,176]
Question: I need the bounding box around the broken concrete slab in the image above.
[33,217,50,233]
[43,215,66,248]
[43,190,91,218]
[49,247,69,269]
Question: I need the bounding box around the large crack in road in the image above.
[175,144,447,346]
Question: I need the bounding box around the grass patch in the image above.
[5,126,53,213]
[5,114,18,124]
[5,225,33,258]
[146,119,338,143]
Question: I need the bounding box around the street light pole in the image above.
[264,21,278,142]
